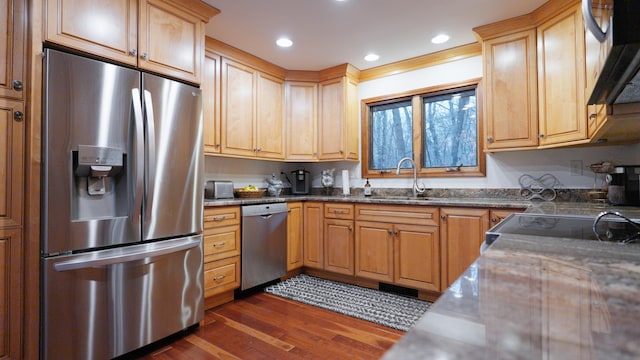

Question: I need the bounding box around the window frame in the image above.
[361,78,485,179]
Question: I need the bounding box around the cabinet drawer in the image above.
[203,225,240,262]
[204,206,240,228]
[204,256,240,297]
[355,204,439,226]
[324,203,354,220]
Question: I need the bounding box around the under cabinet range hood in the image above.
[584,0,640,105]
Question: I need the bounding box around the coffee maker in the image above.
[291,169,311,194]
[607,165,640,205]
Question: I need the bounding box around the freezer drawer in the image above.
[41,236,204,360]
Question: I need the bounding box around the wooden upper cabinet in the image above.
[483,29,539,150]
[285,81,318,161]
[255,72,285,159]
[1,0,26,100]
[45,0,219,84]
[46,0,139,66]
[537,5,587,146]
[0,99,24,228]
[138,0,205,84]
[203,50,221,154]
[219,58,285,159]
[318,76,359,161]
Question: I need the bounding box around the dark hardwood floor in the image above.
[132,292,404,359]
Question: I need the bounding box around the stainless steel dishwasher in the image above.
[241,203,288,290]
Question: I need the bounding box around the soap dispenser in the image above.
[364,178,372,196]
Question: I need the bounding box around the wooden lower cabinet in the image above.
[440,207,490,288]
[303,202,324,269]
[324,219,354,275]
[0,228,21,359]
[203,206,241,308]
[286,202,304,271]
[394,224,440,292]
[354,204,441,291]
[354,220,394,283]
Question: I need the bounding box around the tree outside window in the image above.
[361,79,484,179]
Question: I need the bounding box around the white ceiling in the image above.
[202,0,547,71]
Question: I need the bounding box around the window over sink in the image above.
[361,78,485,178]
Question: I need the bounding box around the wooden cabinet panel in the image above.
[0,228,21,359]
[537,5,587,146]
[286,202,303,271]
[344,76,359,161]
[394,224,440,292]
[203,206,240,228]
[355,204,438,226]
[441,207,490,288]
[318,78,344,160]
[45,0,138,66]
[355,220,393,282]
[221,58,256,157]
[203,225,240,262]
[324,219,354,275]
[303,202,324,269]
[0,0,26,100]
[138,0,203,84]
[203,50,221,154]
[255,72,284,159]
[0,99,23,228]
[483,29,538,149]
[324,203,354,220]
[204,256,240,297]
[285,81,318,161]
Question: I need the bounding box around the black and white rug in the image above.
[264,274,431,331]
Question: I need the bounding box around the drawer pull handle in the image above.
[213,241,226,247]
[212,215,225,221]
[214,275,226,281]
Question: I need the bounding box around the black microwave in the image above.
[584,0,640,105]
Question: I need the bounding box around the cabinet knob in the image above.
[538,133,545,138]
[486,136,493,143]
[440,215,446,220]
[339,150,344,154]
[141,52,148,60]
[130,49,137,56]
[12,80,23,91]
[348,226,352,231]
[393,230,398,236]
[589,113,597,120]
[14,111,23,121]
[216,143,221,147]
[387,230,393,235]
[256,147,261,152]
[491,218,498,223]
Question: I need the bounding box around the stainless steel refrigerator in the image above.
[41,48,204,360]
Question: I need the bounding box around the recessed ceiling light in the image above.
[364,53,380,62]
[276,37,293,48]
[431,34,450,44]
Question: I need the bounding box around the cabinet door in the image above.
[355,220,393,282]
[303,202,324,269]
[45,0,138,67]
[483,29,538,149]
[440,208,489,288]
[138,0,204,84]
[394,224,440,292]
[221,58,256,157]
[324,219,354,275]
[285,81,318,161]
[255,72,285,159]
[203,224,240,263]
[344,77,359,160]
[0,228,22,359]
[286,202,304,271]
[203,50,221,155]
[0,0,25,100]
[537,5,587,146]
[318,78,345,160]
[0,99,23,228]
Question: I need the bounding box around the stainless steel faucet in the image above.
[395,157,426,197]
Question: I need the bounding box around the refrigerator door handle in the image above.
[131,88,145,224]
[53,237,200,272]
[143,90,156,221]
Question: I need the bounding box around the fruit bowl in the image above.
[234,189,266,198]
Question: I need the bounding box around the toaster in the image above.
[205,180,234,199]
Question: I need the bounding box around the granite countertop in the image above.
[383,210,640,359]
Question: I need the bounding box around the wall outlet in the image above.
[570,160,583,176]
